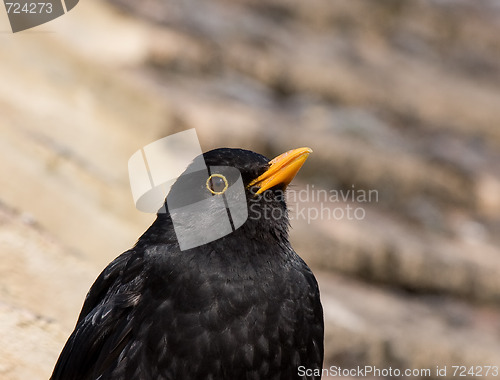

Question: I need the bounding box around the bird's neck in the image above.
[135,209,291,256]
[135,212,177,248]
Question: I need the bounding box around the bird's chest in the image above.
[157,255,290,322]
[141,251,315,378]
[147,276,299,378]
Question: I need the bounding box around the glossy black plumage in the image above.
[51,148,324,380]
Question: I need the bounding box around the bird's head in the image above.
[156,147,312,251]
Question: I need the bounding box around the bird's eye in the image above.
[206,174,228,195]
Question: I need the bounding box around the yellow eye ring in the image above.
[206,174,228,195]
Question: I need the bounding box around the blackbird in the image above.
[51,147,324,380]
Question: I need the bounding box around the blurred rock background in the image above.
[1,0,500,379]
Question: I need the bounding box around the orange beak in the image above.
[248,147,312,194]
